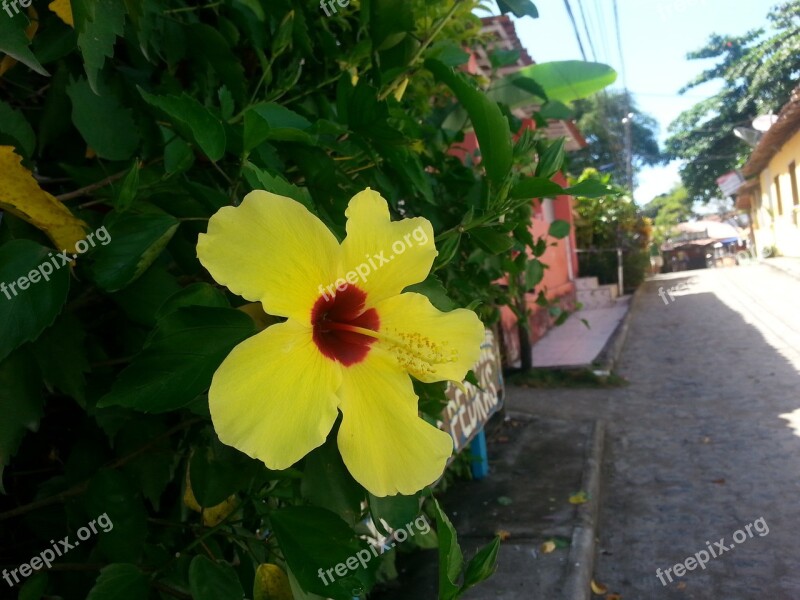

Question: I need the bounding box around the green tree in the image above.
[643,184,696,244]
[568,90,663,188]
[666,1,800,201]
[571,169,652,290]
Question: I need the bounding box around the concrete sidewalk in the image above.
[374,410,605,600]
[531,297,631,369]
[760,256,800,280]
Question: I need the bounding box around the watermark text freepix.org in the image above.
[655,517,768,586]
[317,515,431,586]
[317,225,429,301]
[0,226,111,301]
[3,513,114,588]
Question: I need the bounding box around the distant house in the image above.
[455,16,588,367]
[735,86,800,258]
[660,220,745,271]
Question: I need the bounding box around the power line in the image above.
[592,0,611,65]
[576,0,598,61]
[562,0,588,61]
[611,0,627,88]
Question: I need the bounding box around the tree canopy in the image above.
[568,89,663,188]
[665,1,800,201]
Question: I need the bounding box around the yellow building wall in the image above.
[754,131,800,257]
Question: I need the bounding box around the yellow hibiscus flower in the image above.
[196,188,484,496]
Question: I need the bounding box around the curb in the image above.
[593,283,645,373]
[562,419,606,600]
[759,259,800,282]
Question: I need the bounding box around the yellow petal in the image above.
[0,146,87,253]
[254,563,293,600]
[48,0,74,26]
[340,188,436,305]
[209,320,342,470]
[337,346,453,496]
[375,292,484,383]
[540,540,556,554]
[198,191,340,323]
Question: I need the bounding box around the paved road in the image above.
[507,265,800,598]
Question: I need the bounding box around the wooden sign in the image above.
[439,328,504,454]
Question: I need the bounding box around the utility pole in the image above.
[621,111,634,192]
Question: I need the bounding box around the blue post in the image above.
[470,429,489,479]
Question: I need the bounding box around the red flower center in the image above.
[311,284,379,366]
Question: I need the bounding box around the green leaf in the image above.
[0,11,48,76]
[139,88,226,161]
[18,572,48,600]
[496,0,539,18]
[66,78,140,161]
[525,258,545,288]
[425,59,513,186]
[270,506,374,600]
[87,209,179,292]
[0,349,43,493]
[0,240,70,363]
[271,11,295,58]
[368,493,420,536]
[404,275,457,312]
[489,61,617,108]
[86,564,149,600]
[433,498,463,600]
[301,436,366,528]
[83,470,148,562]
[371,0,414,51]
[155,283,230,320]
[539,100,575,120]
[460,537,501,594]
[469,228,515,254]
[189,556,245,600]
[98,307,255,413]
[0,101,36,158]
[190,437,260,507]
[548,220,571,239]
[72,0,127,93]
[115,160,142,211]
[243,163,313,208]
[117,420,175,510]
[565,178,614,198]
[185,24,247,105]
[509,177,564,200]
[162,127,196,175]
[30,314,89,404]
[535,138,566,179]
[243,103,315,151]
[490,49,521,69]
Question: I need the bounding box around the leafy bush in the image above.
[0,0,614,597]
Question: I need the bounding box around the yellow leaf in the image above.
[183,466,202,513]
[495,529,511,541]
[590,579,607,595]
[202,495,239,527]
[393,77,410,102]
[0,146,87,254]
[254,563,293,600]
[540,540,556,554]
[569,491,589,505]
[48,0,74,27]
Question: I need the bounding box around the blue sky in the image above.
[484,0,777,204]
